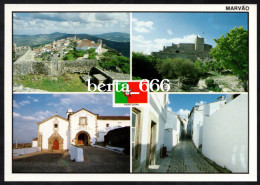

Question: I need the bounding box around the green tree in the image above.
[210,27,248,91]
[88,53,97,59]
[132,52,161,80]
[63,53,75,60]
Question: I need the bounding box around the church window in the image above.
[79,117,87,125]
[53,118,59,130]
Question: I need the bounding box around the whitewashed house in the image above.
[202,94,248,173]
[164,111,181,152]
[76,39,102,54]
[132,94,168,172]
[188,97,226,148]
[34,108,130,151]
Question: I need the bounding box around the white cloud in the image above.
[19,100,30,106]
[167,107,173,112]
[167,29,173,35]
[27,96,39,102]
[174,109,190,119]
[13,13,130,35]
[13,112,20,117]
[22,116,37,121]
[133,34,200,54]
[13,100,20,108]
[195,101,206,106]
[132,18,154,33]
[35,110,53,120]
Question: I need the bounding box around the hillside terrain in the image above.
[13,32,130,57]
[95,32,130,42]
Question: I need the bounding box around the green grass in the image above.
[13,74,89,92]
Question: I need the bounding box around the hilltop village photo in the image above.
[132,13,248,92]
[12,13,130,92]
[13,94,130,173]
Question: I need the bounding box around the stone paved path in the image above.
[149,140,219,173]
[13,146,130,173]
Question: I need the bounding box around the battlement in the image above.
[151,36,212,61]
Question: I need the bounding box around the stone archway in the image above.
[48,131,64,151]
[75,131,91,146]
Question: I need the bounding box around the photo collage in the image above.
[11,11,249,176]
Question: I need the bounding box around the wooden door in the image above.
[78,140,83,145]
[53,139,59,150]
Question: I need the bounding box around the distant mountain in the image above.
[95,32,130,42]
[13,32,130,57]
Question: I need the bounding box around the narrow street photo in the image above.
[132,94,248,173]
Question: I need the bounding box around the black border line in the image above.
[11,10,250,175]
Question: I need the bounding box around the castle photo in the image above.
[132,13,248,92]
[151,36,212,61]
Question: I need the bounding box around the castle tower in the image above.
[195,36,204,52]
[13,43,17,52]
[98,39,102,45]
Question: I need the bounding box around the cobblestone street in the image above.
[149,140,224,173]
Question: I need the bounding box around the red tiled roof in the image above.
[77,39,100,48]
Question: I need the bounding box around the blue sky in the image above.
[168,94,225,119]
[13,94,130,143]
[132,13,248,54]
[13,13,130,35]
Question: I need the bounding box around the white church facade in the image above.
[34,108,130,151]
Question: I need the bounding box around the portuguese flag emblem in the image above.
[114,81,148,104]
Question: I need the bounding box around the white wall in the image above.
[70,110,97,145]
[164,129,179,151]
[39,116,69,150]
[32,140,38,147]
[192,110,204,148]
[13,147,41,157]
[164,111,180,151]
[204,100,226,116]
[202,94,248,173]
[150,94,168,160]
[136,94,168,172]
[97,119,130,142]
[69,145,84,162]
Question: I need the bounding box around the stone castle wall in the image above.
[13,59,98,76]
[151,37,212,61]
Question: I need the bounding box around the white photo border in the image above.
[4,4,257,182]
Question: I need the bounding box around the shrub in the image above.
[205,78,222,92]
[88,53,97,59]
[99,55,130,74]
[205,78,215,88]
[158,58,200,85]
[132,52,161,80]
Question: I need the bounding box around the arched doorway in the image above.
[75,131,91,146]
[48,131,63,151]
